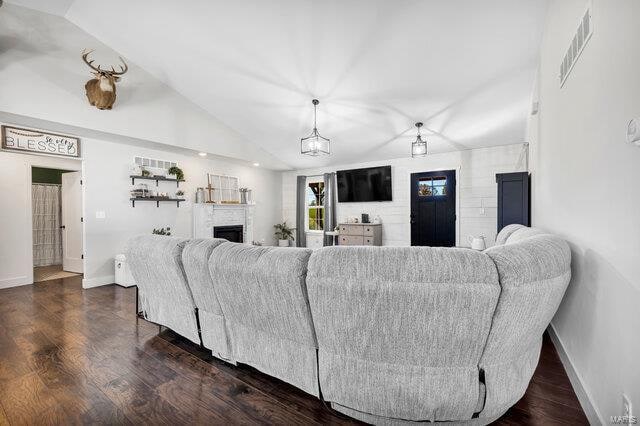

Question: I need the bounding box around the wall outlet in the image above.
[95,211,106,219]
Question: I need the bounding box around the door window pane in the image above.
[418,182,432,196]
[418,177,447,197]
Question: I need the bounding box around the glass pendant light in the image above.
[301,99,330,156]
[411,122,427,157]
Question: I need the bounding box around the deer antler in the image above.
[82,49,128,75]
[110,57,128,76]
[81,49,102,72]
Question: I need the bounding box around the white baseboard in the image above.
[547,323,602,425]
[82,275,115,289]
[0,275,31,289]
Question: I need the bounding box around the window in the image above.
[417,176,447,197]
[306,180,325,231]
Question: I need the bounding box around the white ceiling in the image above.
[6,0,548,169]
[4,0,73,16]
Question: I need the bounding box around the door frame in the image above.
[29,160,85,281]
[407,167,460,247]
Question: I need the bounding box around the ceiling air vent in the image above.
[560,4,593,87]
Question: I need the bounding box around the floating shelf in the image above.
[130,175,184,187]
[130,197,185,208]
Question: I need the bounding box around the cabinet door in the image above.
[496,172,530,232]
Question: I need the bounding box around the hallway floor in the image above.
[33,265,81,283]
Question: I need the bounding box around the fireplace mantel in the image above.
[192,203,254,244]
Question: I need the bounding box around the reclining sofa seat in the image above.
[306,225,571,425]
[126,235,200,344]
[208,243,319,396]
[477,225,571,421]
[181,238,234,363]
[307,246,502,423]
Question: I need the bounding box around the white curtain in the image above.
[32,184,62,266]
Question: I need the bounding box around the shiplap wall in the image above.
[282,143,528,247]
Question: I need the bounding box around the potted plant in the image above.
[274,222,295,247]
[168,166,184,181]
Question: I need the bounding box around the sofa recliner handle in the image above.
[472,368,487,418]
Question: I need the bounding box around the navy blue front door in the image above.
[410,170,456,247]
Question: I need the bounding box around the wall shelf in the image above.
[130,175,184,187]
[130,197,185,208]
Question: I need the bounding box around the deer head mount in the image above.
[82,49,128,110]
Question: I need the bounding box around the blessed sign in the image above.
[1,125,81,158]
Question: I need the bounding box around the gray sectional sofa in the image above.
[126,224,571,425]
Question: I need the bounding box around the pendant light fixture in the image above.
[411,122,427,157]
[301,99,330,156]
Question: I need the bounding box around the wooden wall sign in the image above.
[1,125,81,158]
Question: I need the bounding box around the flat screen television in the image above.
[337,166,392,202]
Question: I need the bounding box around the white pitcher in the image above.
[467,235,486,251]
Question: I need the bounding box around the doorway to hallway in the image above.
[31,166,83,283]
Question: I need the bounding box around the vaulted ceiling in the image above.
[4,0,548,169]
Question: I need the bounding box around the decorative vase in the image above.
[278,239,289,247]
[195,188,205,203]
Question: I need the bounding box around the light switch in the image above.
[95,211,106,219]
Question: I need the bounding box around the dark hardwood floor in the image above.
[0,276,588,425]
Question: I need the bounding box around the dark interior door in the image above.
[496,172,530,232]
[411,170,456,247]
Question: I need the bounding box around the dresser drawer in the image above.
[363,225,376,237]
[339,235,365,245]
[363,236,375,245]
[339,225,364,236]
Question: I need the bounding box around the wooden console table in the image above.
[337,223,382,246]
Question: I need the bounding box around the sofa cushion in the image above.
[480,230,571,419]
[307,246,500,421]
[125,235,199,344]
[494,224,525,245]
[208,243,318,395]
[182,238,231,361]
[503,226,546,245]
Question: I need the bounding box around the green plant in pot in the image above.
[274,222,295,247]
[168,166,184,181]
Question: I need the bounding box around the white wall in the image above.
[283,144,527,247]
[530,0,640,422]
[0,121,282,290]
[0,150,81,288]
[0,4,287,170]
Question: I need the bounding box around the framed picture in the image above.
[207,173,240,203]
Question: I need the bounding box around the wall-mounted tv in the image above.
[337,165,392,202]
